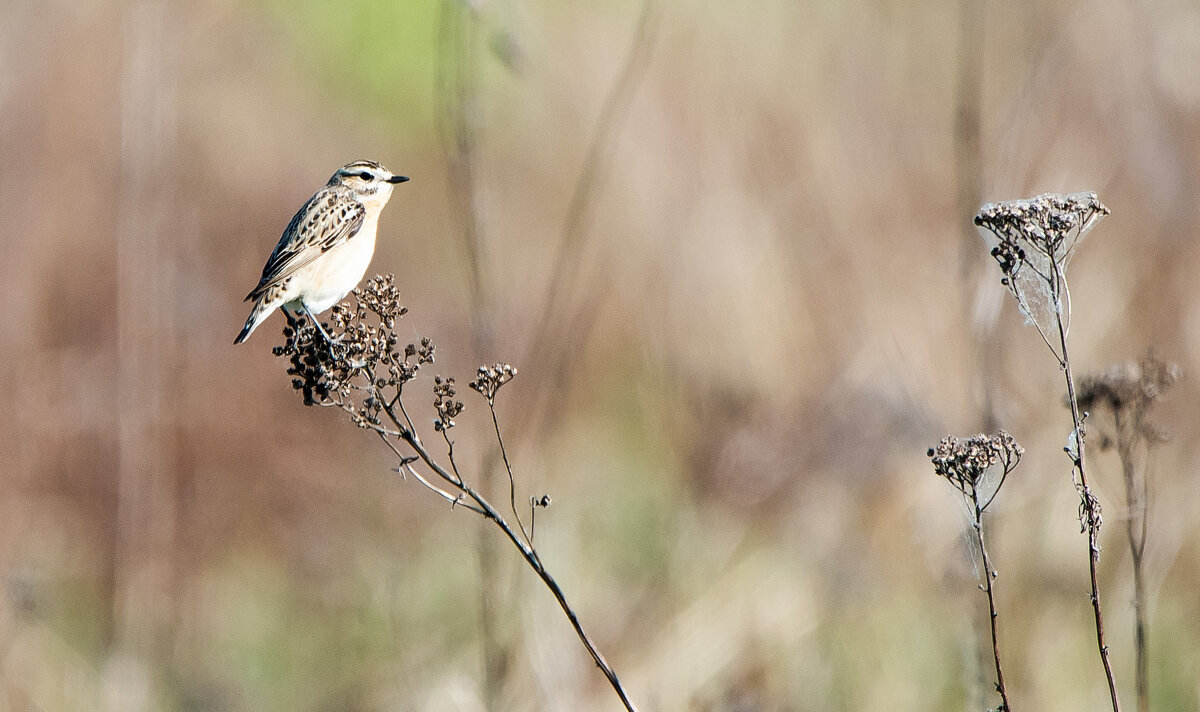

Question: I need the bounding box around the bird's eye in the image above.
[358,171,372,180]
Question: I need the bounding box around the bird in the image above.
[235,160,409,344]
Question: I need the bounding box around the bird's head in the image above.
[330,160,409,203]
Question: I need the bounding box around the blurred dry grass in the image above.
[2,0,1200,710]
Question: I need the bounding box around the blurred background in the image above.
[2,0,1199,710]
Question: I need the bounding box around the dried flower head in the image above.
[433,376,464,431]
[928,431,1024,512]
[469,363,518,403]
[273,274,432,414]
[975,192,1108,354]
[1077,354,1181,447]
[356,274,405,328]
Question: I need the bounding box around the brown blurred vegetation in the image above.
[2,0,1199,710]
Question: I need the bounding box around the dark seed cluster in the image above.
[975,192,1109,277]
[469,363,518,403]
[272,274,432,408]
[271,274,523,443]
[1076,354,1180,419]
[1077,354,1181,448]
[928,431,1023,503]
[433,376,464,432]
[974,192,1109,351]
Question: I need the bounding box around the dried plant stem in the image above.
[523,0,659,436]
[972,504,1011,712]
[929,432,1022,711]
[277,286,639,711]
[384,402,640,712]
[1116,410,1149,712]
[1126,511,1149,712]
[488,399,530,543]
[974,193,1122,710]
[1053,262,1122,712]
[1130,547,1148,712]
[432,4,507,700]
[279,287,639,711]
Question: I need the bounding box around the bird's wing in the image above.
[245,188,366,302]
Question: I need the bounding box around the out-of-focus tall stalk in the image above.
[112,4,180,709]
[521,0,659,435]
[953,0,994,701]
[431,1,659,702]
[954,0,983,282]
[1077,356,1180,712]
[433,1,514,702]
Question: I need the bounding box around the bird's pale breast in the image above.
[283,211,382,314]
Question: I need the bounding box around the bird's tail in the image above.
[234,299,275,344]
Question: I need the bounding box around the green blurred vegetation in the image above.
[254,0,442,128]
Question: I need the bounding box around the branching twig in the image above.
[272,276,640,712]
[396,410,640,712]
[472,364,529,543]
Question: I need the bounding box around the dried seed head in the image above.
[273,274,420,411]
[270,273,519,440]
[433,375,464,431]
[928,431,1023,507]
[469,363,518,402]
[975,192,1108,349]
[1077,354,1180,413]
[1076,354,1181,445]
[975,191,1106,269]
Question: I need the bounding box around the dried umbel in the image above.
[975,192,1109,358]
[1077,354,1181,444]
[928,431,1024,512]
[928,430,1024,712]
[272,273,432,408]
[469,363,518,404]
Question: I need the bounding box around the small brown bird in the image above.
[235,160,408,344]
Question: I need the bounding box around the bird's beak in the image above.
[387,175,410,184]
